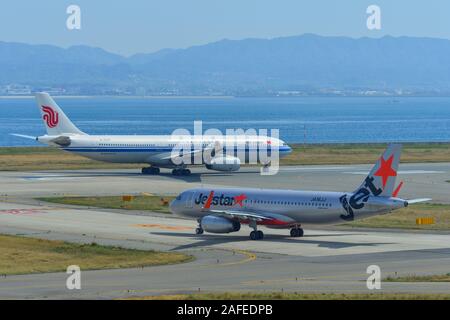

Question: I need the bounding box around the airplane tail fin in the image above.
[35,92,85,136]
[354,144,402,197]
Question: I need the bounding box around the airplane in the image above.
[170,144,431,240]
[12,92,292,176]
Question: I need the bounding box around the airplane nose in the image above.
[169,199,178,214]
[286,144,293,154]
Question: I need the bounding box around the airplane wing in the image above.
[160,148,203,160]
[160,140,223,161]
[407,198,432,204]
[208,209,274,221]
[207,209,296,226]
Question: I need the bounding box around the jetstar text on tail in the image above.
[339,176,383,221]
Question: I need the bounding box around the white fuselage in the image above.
[39,134,292,168]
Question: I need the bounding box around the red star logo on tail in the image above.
[234,194,247,207]
[374,155,397,188]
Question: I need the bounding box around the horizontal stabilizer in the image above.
[10,133,36,140]
[407,198,432,204]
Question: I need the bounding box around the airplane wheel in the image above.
[290,228,304,237]
[142,167,160,175]
[195,228,204,235]
[257,230,264,240]
[250,230,263,240]
[172,169,191,176]
[290,229,298,237]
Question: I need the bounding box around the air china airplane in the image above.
[12,93,292,176]
[170,144,431,240]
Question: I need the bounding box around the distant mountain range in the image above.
[2,34,450,95]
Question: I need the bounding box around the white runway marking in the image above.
[343,170,444,175]
[22,175,92,181]
[280,166,351,171]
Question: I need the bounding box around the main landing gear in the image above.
[172,168,191,176]
[249,221,264,240]
[141,167,191,175]
[250,230,264,240]
[290,227,304,237]
[141,167,160,175]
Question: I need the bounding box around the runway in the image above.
[0,164,449,298]
[1,162,450,202]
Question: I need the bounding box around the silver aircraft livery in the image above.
[170,144,431,240]
[12,93,292,175]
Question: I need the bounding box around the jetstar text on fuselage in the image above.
[195,193,246,207]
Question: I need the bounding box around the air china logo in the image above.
[41,106,59,128]
[195,192,247,207]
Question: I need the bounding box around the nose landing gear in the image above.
[195,219,204,235]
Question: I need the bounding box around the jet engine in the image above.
[201,215,241,233]
[205,156,240,172]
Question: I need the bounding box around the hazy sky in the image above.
[1,1,449,56]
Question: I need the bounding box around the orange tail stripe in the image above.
[392,180,404,197]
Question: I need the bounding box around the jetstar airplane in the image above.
[12,93,292,175]
[170,144,431,239]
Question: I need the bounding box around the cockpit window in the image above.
[176,194,182,200]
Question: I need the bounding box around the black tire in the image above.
[195,228,203,235]
[250,231,257,240]
[257,230,264,240]
[182,169,191,176]
[172,169,180,176]
[290,228,298,237]
[297,228,304,237]
[142,167,160,175]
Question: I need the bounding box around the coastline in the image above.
[0,95,235,99]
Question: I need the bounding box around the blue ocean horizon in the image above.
[1,96,450,146]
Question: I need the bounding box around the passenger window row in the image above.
[243,199,331,207]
